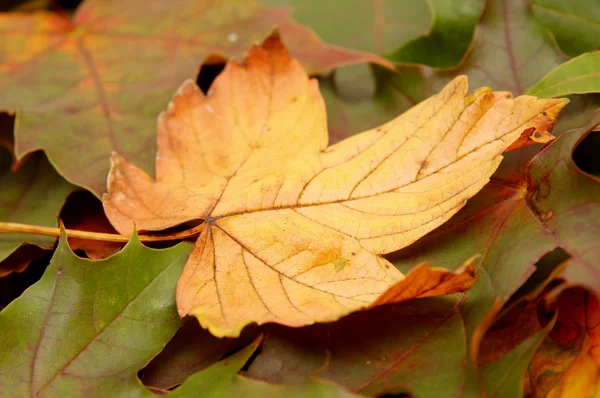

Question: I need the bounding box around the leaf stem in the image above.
[0,222,203,242]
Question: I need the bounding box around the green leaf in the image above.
[0,151,75,263]
[324,0,569,140]
[141,318,233,390]
[532,0,600,57]
[172,341,362,398]
[386,0,485,67]
[528,111,600,291]
[0,231,192,397]
[0,0,387,197]
[247,297,480,397]
[528,52,600,98]
[480,316,555,397]
[261,0,432,54]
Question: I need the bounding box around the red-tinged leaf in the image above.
[321,0,600,147]
[479,304,556,398]
[0,0,391,196]
[528,120,600,292]
[528,288,600,397]
[385,110,600,394]
[247,297,476,397]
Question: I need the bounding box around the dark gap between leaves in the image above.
[0,112,15,161]
[504,247,571,309]
[54,0,82,11]
[0,249,54,310]
[377,393,411,398]
[196,62,226,94]
[573,131,600,177]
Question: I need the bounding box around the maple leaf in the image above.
[103,33,567,338]
[0,0,389,196]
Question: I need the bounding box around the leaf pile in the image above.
[1,0,599,397]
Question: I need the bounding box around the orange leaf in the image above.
[103,33,568,337]
[528,288,600,398]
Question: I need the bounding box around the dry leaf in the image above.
[103,33,568,337]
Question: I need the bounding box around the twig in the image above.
[0,222,203,242]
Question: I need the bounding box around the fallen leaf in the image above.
[528,114,600,292]
[528,288,600,398]
[0,151,76,264]
[0,230,193,396]
[263,0,484,68]
[246,267,556,397]
[0,0,390,196]
[141,318,236,390]
[531,0,600,57]
[390,110,600,395]
[321,0,578,141]
[480,312,556,398]
[247,297,478,397]
[385,0,485,68]
[262,0,431,54]
[103,33,567,337]
[169,339,363,398]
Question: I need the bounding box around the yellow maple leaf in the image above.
[103,33,568,337]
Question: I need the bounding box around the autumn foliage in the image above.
[0,0,599,397]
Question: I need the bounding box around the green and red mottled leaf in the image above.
[387,108,600,395]
[480,301,556,398]
[262,0,484,68]
[247,296,478,397]
[170,339,362,398]
[321,0,585,141]
[527,115,600,291]
[528,288,600,397]
[261,0,431,54]
[0,0,390,196]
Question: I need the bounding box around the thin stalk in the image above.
[0,221,203,242]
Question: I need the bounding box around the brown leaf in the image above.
[60,191,123,259]
[141,318,232,389]
[0,244,47,278]
[103,33,567,337]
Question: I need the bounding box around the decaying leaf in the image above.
[103,33,567,337]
